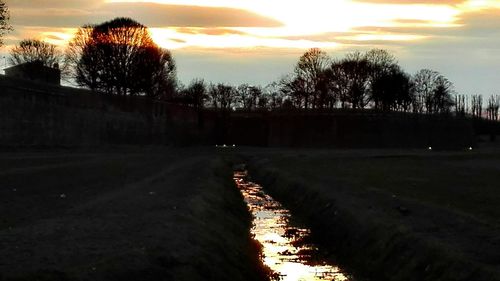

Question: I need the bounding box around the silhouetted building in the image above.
[4,61,60,85]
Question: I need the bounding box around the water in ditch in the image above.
[233,170,352,281]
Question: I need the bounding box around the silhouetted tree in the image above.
[293,48,329,109]
[180,79,208,109]
[371,65,413,112]
[412,69,454,114]
[454,94,467,117]
[486,95,499,121]
[9,39,60,67]
[208,83,236,111]
[366,49,396,73]
[66,18,176,99]
[263,82,284,110]
[432,76,454,114]
[413,69,437,113]
[340,51,372,109]
[65,25,98,88]
[366,49,405,110]
[0,0,12,47]
[471,95,483,118]
[236,84,261,110]
[325,60,349,108]
[279,74,307,108]
[249,86,263,110]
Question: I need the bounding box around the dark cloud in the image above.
[9,2,283,28]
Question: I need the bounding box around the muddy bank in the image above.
[247,156,500,281]
[0,149,269,281]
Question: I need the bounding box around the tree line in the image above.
[176,48,498,121]
[0,4,498,121]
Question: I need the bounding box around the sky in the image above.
[1,0,500,95]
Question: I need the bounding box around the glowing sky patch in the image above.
[4,0,498,50]
[108,0,463,49]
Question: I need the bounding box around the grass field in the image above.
[242,145,500,280]
[0,147,269,281]
[1,145,499,281]
[259,148,500,224]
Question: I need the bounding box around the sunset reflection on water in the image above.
[234,171,351,281]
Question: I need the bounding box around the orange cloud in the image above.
[9,2,282,28]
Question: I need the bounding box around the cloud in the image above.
[351,0,466,5]
[174,27,247,36]
[7,0,103,9]
[8,2,282,28]
[352,6,500,39]
[106,3,283,27]
[454,7,500,36]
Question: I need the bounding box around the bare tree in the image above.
[432,76,454,114]
[208,83,236,111]
[471,95,483,118]
[0,0,12,47]
[366,49,402,110]
[9,39,60,67]
[325,60,349,109]
[412,69,455,114]
[181,79,208,109]
[371,65,413,112]
[454,94,467,117]
[279,74,307,109]
[486,95,499,121]
[64,25,99,89]
[293,48,329,109]
[65,18,176,98]
[263,82,284,110]
[413,69,436,113]
[235,84,261,110]
[339,51,372,109]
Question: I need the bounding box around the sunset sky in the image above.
[2,0,500,95]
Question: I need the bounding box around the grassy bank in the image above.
[0,148,269,281]
[244,148,500,281]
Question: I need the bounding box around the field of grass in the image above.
[263,149,500,224]
[242,146,500,280]
[0,147,269,281]
[2,145,499,281]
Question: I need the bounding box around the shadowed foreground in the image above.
[0,147,268,281]
[244,147,500,281]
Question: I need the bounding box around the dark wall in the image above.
[5,63,61,85]
[0,75,213,147]
[0,75,478,149]
[226,111,476,149]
